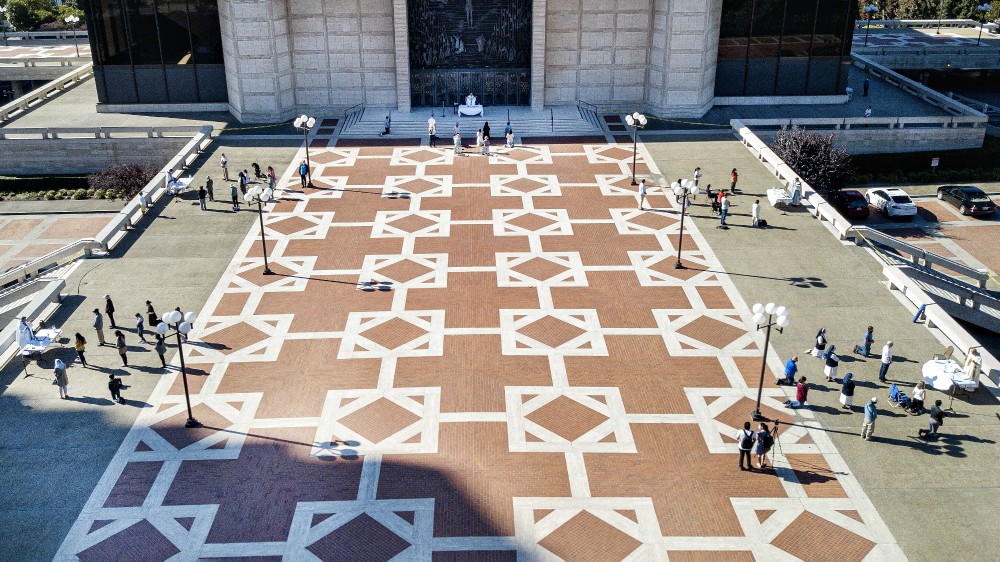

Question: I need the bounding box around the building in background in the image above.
[78,0,857,122]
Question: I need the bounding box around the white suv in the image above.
[866,188,918,218]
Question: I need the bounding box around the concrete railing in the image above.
[852,226,991,287]
[2,30,88,41]
[0,126,205,140]
[0,57,89,67]
[854,19,979,30]
[883,265,1000,386]
[0,62,93,124]
[900,266,1000,326]
[0,279,65,357]
[92,125,214,252]
[852,54,986,118]
[0,239,97,289]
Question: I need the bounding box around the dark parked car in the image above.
[828,189,870,220]
[937,185,997,217]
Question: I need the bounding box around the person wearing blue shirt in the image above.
[298,160,309,188]
[783,356,798,386]
[862,397,878,441]
[856,326,874,357]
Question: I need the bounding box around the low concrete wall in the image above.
[0,136,191,175]
[748,123,986,154]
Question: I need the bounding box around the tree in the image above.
[87,163,158,200]
[771,127,853,194]
[3,0,54,31]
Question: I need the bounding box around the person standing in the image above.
[839,372,856,410]
[963,348,982,380]
[919,400,945,437]
[720,192,730,226]
[139,192,148,215]
[220,153,229,181]
[206,176,214,201]
[482,121,491,141]
[239,169,249,194]
[231,184,240,212]
[856,326,874,357]
[504,122,514,148]
[298,160,308,188]
[93,308,106,346]
[782,356,798,386]
[155,334,168,369]
[74,332,88,367]
[824,345,840,382]
[863,77,871,97]
[198,186,207,210]
[54,358,69,399]
[453,131,463,155]
[878,341,893,382]
[638,179,648,210]
[482,135,491,156]
[108,374,124,404]
[737,422,755,471]
[730,168,739,193]
[267,166,276,191]
[146,300,158,326]
[135,313,149,344]
[428,116,437,148]
[476,128,483,148]
[104,294,117,328]
[861,397,878,440]
[115,330,128,367]
[751,199,761,227]
[693,167,702,190]
[754,423,774,469]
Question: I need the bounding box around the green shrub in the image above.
[71,188,87,200]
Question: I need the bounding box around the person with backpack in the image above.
[755,422,775,469]
[737,422,755,471]
[108,374,125,404]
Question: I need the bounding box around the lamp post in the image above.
[156,310,201,428]
[293,114,316,188]
[64,15,81,57]
[671,179,699,269]
[624,112,647,185]
[863,4,879,47]
[977,3,992,46]
[750,302,790,421]
[244,185,274,275]
[1,6,8,48]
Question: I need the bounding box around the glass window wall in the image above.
[715,0,856,97]
[80,0,225,104]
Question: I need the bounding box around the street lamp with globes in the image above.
[750,302,790,421]
[156,310,201,428]
[977,3,993,46]
[244,185,275,275]
[64,15,81,57]
[863,4,879,47]
[624,112,647,185]
[293,114,316,188]
[671,179,699,269]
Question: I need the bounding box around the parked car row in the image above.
[823,186,996,222]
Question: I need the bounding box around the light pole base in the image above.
[674,260,684,269]
[630,180,638,186]
[750,410,767,422]
[262,268,274,275]
[185,418,203,428]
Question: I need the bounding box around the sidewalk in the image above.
[0,139,301,561]
[646,137,1000,562]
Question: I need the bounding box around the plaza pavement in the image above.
[0,140,301,561]
[647,134,1000,562]
[45,134,906,560]
[0,212,116,272]
[2,125,997,561]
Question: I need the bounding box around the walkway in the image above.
[52,137,900,560]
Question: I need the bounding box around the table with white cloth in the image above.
[767,187,793,207]
[19,327,63,357]
[458,104,483,116]
[922,358,976,409]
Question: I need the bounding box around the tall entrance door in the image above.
[407,0,532,107]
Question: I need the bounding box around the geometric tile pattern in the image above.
[56,139,904,560]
